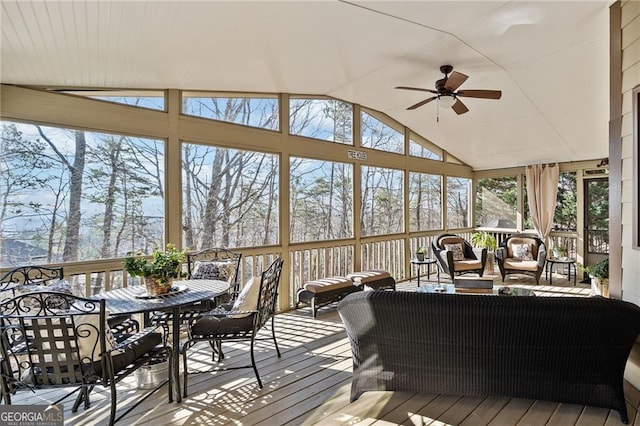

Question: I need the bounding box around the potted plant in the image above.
[124,243,187,296]
[471,231,498,274]
[416,247,427,261]
[583,258,609,297]
[552,245,568,260]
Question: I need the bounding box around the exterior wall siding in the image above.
[620,0,640,305]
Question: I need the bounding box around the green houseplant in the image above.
[415,247,427,261]
[582,258,609,297]
[124,243,187,295]
[471,231,498,274]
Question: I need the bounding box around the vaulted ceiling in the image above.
[0,1,611,170]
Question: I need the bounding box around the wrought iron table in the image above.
[93,279,230,402]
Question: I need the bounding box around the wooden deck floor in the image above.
[12,273,640,425]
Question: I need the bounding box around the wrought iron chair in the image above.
[0,265,138,337]
[0,291,172,425]
[432,233,487,280]
[496,234,547,283]
[181,257,283,397]
[149,248,242,337]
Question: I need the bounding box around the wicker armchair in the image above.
[432,233,487,280]
[0,291,172,425]
[495,234,546,283]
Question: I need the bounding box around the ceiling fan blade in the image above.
[452,99,469,115]
[444,71,468,91]
[407,97,437,110]
[457,89,502,99]
[395,86,439,94]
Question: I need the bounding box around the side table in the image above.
[410,258,439,287]
[545,258,577,286]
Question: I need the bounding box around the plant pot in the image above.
[145,276,173,296]
[416,253,425,261]
[591,277,609,298]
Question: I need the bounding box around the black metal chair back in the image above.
[0,266,64,295]
[0,291,171,426]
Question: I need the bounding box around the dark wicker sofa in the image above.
[338,291,640,424]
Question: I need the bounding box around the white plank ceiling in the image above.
[0,0,613,170]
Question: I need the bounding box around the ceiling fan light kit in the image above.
[396,64,502,120]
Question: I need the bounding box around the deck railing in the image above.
[0,228,581,310]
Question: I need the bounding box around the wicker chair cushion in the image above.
[453,259,483,271]
[503,259,539,271]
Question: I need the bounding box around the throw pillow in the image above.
[444,243,465,261]
[191,261,237,283]
[230,276,261,318]
[74,311,122,362]
[512,243,533,260]
[16,279,73,309]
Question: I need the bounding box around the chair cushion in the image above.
[444,243,465,260]
[453,259,482,271]
[347,270,391,284]
[438,236,465,249]
[191,260,236,283]
[75,313,120,362]
[106,328,163,374]
[303,277,353,293]
[504,259,539,271]
[190,313,254,337]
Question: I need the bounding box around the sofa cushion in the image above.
[303,277,353,294]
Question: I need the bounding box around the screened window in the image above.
[289,98,353,144]
[60,90,165,111]
[182,93,279,131]
[554,171,577,231]
[409,172,442,231]
[361,110,404,154]
[182,143,279,250]
[409,134,441,160]
[447,176,470,229]
[0,121,164,267]
[361,166,404,236]
[476,176,517,228]
[290,158,353,243]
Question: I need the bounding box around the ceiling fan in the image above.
[395,65,502,115]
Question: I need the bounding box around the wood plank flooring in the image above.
[9,273,640,425]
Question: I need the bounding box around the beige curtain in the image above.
[525,164,559,239]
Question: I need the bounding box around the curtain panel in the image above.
[526,163,559,240]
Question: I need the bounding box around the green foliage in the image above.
[416,246,426,254]
[124,243,187,281]
[470,231,497,251]
[584,258,609,279]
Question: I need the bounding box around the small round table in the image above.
[545,257,577,286]
[410,258,439,287]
